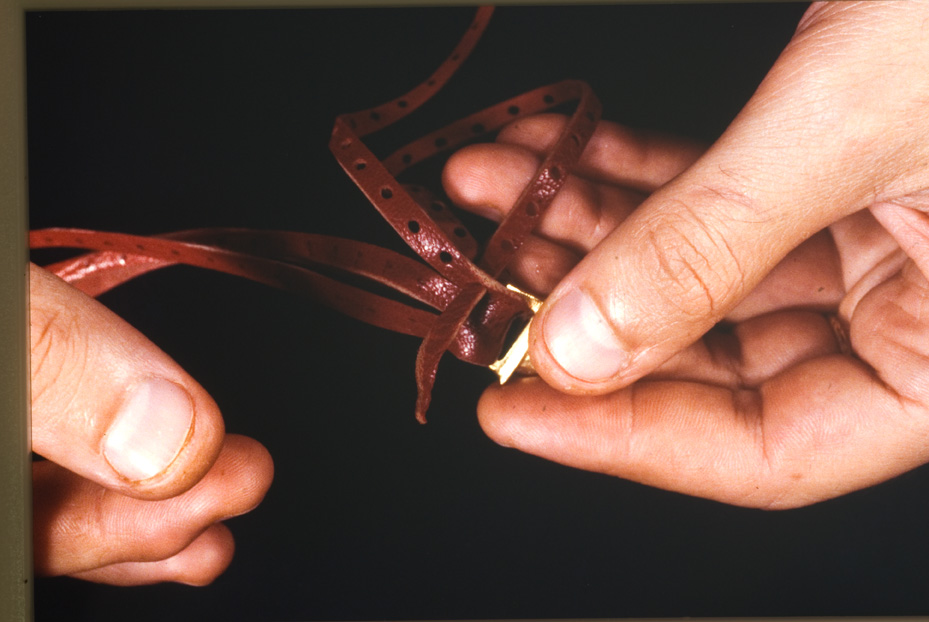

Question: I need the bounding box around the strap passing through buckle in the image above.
[489,285,543,384]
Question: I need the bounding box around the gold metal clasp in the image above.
[489,284,543,384]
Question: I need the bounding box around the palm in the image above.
[443,114,929,508]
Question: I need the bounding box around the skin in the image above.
[31,263,274,585]
[30,0,929,584]
[442,1,929,509]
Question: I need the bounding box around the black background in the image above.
[26,4,929,620]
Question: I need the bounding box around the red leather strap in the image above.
[30,6,602,423]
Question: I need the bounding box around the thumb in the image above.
[529,1,929,393]
[30,263,225,499]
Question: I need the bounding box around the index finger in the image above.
[496,113,706,191]
[478,356,920,509]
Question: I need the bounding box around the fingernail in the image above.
[104,378,194,481]
[542,288,627,382]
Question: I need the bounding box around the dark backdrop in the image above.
[26,4,929,620]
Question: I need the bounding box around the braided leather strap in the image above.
[30,6,602,422]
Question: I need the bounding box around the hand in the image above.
[30,263,273,585]
[442,1,929,509]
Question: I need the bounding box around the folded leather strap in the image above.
[30,6,602,422]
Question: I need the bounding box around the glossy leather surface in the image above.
[30,6,601,422]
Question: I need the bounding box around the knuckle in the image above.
[29,301,91,412]
[101,502,207,567]
[638,201,747,319]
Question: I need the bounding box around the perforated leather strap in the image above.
[30,6,602,422]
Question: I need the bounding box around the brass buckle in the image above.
[489,285,543,384]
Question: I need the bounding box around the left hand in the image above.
[30,264,274,585]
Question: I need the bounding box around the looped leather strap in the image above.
[30,6,602,423]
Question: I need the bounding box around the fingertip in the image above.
[528,287,632,395]
[37,433,272,580]
[69,523,237,587]
[29,262,226,501]
[477,378,572,450]
[122,380,226,500]
[441,143,537,220]
[441,145,497,217]
[171,523,236,587]
[213,434,275,516]
[478,378,617,470]
[476,383,518,448]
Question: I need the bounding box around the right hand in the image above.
[442,3,929,506]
